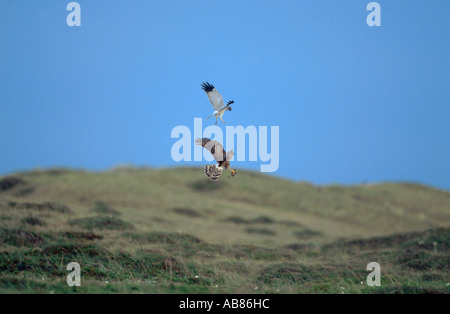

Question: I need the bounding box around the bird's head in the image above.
[228,106,232,112]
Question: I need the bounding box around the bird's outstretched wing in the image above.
[201,82,225,110]
[195,138,227,162]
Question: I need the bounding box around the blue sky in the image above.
[0,1,449,190]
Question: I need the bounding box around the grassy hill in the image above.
[0,167,449,293]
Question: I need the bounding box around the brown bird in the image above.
[195,138,236,181]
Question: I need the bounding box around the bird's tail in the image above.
[204,165,223,181]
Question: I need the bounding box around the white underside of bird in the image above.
[206,105,229,124]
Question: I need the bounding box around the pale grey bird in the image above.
[201,82,234,125]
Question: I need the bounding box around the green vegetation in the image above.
[0,168,449,293]
[90,201,121,216]
[67,216,133,231]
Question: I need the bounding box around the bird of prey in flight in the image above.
[195,138,236,181]
[201,82,234,125]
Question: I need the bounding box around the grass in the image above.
[67,216,134,231]
[90,201,121,216]
[0,167,449,293]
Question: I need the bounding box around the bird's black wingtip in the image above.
[227,100,234,105]
[201,81,215,92]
